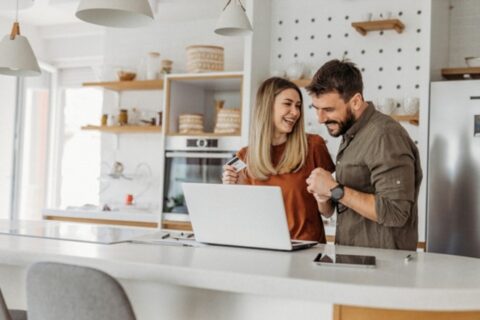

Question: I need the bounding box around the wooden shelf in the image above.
[351,19,405,36]
[162,220,192,231]
[81,125,162,133]
[167,132,240,137]
[291,79,312,88]
[391,114,419,126]
[82,79,164,91]
[441,67,480,80]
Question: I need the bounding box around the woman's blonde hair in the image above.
[246,77,308,180]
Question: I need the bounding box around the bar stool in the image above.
[26,262,136,320]
[0,289,27,320]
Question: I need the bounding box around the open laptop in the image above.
[182,183,318,251]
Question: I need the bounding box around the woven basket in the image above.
[179,114,204,134]
[186,45,224,73]
[214,108,241,134]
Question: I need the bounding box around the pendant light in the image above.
[76,0,154,28]
[0,0,41,77]
[214,0,253,36]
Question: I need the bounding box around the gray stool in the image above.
[0,289,27,320]
[26,262,136,320]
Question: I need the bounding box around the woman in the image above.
[222,77,335,243]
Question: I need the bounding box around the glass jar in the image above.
[118,109,128,126]
[146,52,160,80]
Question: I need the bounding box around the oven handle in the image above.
[165,152,235,159]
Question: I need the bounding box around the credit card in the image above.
[226,156,247,172]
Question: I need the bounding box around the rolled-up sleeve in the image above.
[366,132,416,227]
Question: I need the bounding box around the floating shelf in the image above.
[81,125,162,133]
[351,19,405,36]
[391,114,419,126]
[167,132,240,137]
[441,67,480,80]
[291,79,312,88]
[82,79,164,91]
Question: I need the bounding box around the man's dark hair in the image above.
[306,59,363,102]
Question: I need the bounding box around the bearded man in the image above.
[306,59,423,251]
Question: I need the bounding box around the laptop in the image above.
[182,183,318,251]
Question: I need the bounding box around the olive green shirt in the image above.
[335,103,422,250]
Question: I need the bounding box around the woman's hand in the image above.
[222,165,239,184]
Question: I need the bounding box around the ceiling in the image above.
[0,0,79,25]
[0,0,225,26]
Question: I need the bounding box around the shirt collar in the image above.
[343,101,375,140]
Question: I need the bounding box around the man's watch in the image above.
[330,183,345,202]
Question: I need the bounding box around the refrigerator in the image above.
[427,80,480,258]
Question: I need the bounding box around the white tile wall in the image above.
[448,0,480,67]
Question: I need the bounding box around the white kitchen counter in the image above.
[0,220,478,320]
[43,208,338,236]
[42,208,161,224]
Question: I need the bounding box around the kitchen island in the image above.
[0,220,479,320]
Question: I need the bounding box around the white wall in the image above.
[264,0,431,241]
[448,0,480,67]
[97,10,245,209]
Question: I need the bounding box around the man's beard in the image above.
[324,108,355,137]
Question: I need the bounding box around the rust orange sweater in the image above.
[237,134,335,242]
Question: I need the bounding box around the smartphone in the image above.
[225,156,247,172]
[313,253,376,268]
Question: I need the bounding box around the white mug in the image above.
[379,11,392,20]
[379,98,395,115]
[286,62,304,80]
[362,12,373,21]
[404,97,420,115]
[270,70,285,78]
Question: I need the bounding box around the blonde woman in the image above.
[222,77,335,242]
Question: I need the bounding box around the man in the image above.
[305,59,422,250]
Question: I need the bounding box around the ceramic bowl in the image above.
[465,57,480,67]
[117,70,136,81]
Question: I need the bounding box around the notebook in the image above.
[182,183,318,251]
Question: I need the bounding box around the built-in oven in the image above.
[162,136,241,219]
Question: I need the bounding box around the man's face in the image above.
[310,92,355,137]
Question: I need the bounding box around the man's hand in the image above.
[306,167,338,198]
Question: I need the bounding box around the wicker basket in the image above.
[186,45,224,73]
[214,108,241,134]
[178,114,204,134]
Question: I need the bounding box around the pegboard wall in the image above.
[268,0,428,157]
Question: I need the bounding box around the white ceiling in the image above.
[0,0,79,25]
[0,0,225,26]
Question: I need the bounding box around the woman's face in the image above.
[272,88,302,136]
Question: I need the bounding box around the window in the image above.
[57,88,102,208]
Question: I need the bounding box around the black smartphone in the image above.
[313,253,376,268]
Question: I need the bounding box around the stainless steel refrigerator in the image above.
[427,80,480,258]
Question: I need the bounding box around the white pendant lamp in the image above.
[215,0,253,36]
[0,0,41,77]
[76,0,154,28]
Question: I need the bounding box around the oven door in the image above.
[163,151,235,215]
